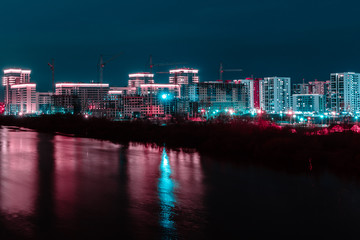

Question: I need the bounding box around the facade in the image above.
[330,72,360,113]
[292,94,325,113]
[109,87,137,96]
[55,83,110,115]
[260,77,291,113]
[140,84,181,117]
[8,83,37,115]
[2,69,31,108]
[292,83,309,95]
[308,80,325,95]
[169,68,199,85]
[128,73,154,87]
[197,81,249,114]
[107,84,182,119]
[120,96,146,118]
[233,78,261,110]
[180,84,200,117]
[37,92,53,114]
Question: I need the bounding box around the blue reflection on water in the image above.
[158,148,176,236]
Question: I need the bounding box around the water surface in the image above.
[0,126,360,239]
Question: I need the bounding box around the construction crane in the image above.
[219,62,243,81]
[97,53,123,117]
[98,53,123,84]
[148,55,185,74]
[47,59,55,93]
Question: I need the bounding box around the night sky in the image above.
[1,0,360,94]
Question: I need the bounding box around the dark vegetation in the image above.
[1,115,360,177]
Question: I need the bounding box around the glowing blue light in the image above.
[320,115,324,119]
[300,117,304,122]
[158,148,176,234]
[355,116,359,120]
[161,94,168,99]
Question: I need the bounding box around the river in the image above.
[0,126,360,239]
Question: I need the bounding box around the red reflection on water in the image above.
[126,144,162,238]
[0,129,206,239]
[54,135,79,220]
[53,136,121,225]
[0,128,38,237]
[0,128,37,215]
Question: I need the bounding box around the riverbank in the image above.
[1,115,360,177]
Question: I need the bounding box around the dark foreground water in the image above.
[0,126,360,239]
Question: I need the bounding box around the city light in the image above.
[2,66,360,125]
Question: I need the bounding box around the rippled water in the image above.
[1,126,360,239]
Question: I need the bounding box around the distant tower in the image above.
[128,73,154,87]
[169,68,199,85]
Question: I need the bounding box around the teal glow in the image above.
[161,94,168,99]
[158,148,176,235]
[320,115,324,119]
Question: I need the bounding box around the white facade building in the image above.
[8,83,37,115]
[128,73,154,87]
[260,77,291,113]
[2,68,31,108]
[330,72,360,113]
[55,83,110,114]
[169,68,199,85]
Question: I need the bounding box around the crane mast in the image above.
[48,59,55,93]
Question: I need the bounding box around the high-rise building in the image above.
[2,69,31,108]
[330,72,360,113]
[195,81,249,114]
[54,83,109,115]
[260,77,291,113]
[128,73,154,87]
[8,83,37,115]
[233,78,261,110]
[169,68,199,85]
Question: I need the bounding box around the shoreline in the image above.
[1,115,360,178]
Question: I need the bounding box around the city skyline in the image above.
[2,0,360,94]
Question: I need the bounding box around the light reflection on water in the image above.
[2,126,360,239]
[158,148,176,235]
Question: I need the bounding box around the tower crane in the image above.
[98,53,123,84]
[97,53,123,117]
[219,62,243,81]
[148,55,185,74]
[47,59,55,93]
